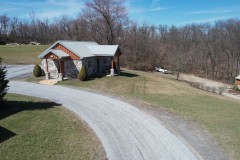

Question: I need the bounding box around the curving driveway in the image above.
[7,66,199,160]
[6,65,34,79]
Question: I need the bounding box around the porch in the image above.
[42,49,69,81]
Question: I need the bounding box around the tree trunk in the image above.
[236,58,240,76]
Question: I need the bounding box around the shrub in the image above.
[233,84,240,92]
[188,81,193,86]
[211,87,217,93]
[78,66,87,81]
[0,58,9,102]
[194,82,201,89]
[199,83,204,89]
[218,86,225,95]
[205,86,210,92]
[189,82,204,90]
[33,64,42,77]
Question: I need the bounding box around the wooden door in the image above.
[60,61,64,74]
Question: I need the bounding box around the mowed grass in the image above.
[0,94,104,160]
[4,44,240,159]
[56,70,240,160]
[0,45,49,64]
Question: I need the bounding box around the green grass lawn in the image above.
[3,44,240,159]
[52,70,240,160]
[0,94,104,160]
[0,45,49,64]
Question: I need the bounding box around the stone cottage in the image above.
[38,40,122,79]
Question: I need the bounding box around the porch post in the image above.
[111,58,114,69]
[45,58,48,72]
[117,55,120,74]
[58,59,61,73]
[45,58,50,80]
[110,57,114,76]
[58,59,63,81]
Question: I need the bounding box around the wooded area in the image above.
[0,0,240,82]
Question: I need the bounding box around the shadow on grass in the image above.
[0,126,16,143]
[0,100,60,143]
[61,70,139,82]
[0,101,60,120]
[119,71,139,77]
[86,75,105,81]
[86,71,139,81]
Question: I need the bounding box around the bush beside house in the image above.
[33,64,42,77]
[78,66,87,81]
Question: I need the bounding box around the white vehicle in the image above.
[155,67,168,74]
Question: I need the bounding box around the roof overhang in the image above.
[88,45,122,57]
[235,75,240,80]
[40,49,70,59]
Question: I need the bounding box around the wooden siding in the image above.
[53,44,80,60]
[116,48,122,56]
[44,52,59,60]
[236,80,240,85]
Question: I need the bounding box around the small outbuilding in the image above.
[235,75,240,85]
[38,40,122,79]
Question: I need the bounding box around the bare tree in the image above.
[0,14,10,43]
[81,0,128,44]
[1,10,240,83]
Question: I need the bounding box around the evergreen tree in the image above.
[0,58,9,102]
[78,66,87,81]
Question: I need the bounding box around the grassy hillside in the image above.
[3,45,240,159]
[0,45,49,64]
[0,94,104,160]
[51,70,240,160]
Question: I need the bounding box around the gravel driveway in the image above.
[6,65,201,160]
[6,65,34,79]
[9,81,198,160]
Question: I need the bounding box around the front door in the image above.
[60,61,64,76]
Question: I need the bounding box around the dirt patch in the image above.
[179,74,240,101]
[179,74,231,88]
[38,79,58,85]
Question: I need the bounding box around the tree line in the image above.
[0,0,240,82]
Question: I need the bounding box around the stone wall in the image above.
[82,57,95,77]
[82,57,111,77]
[41,59,59,78]
[64,59,81,78]
[41,56,112,79]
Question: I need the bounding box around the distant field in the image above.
[0,45,49,64]
[33,69,239,160]
[0,93,104,160]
